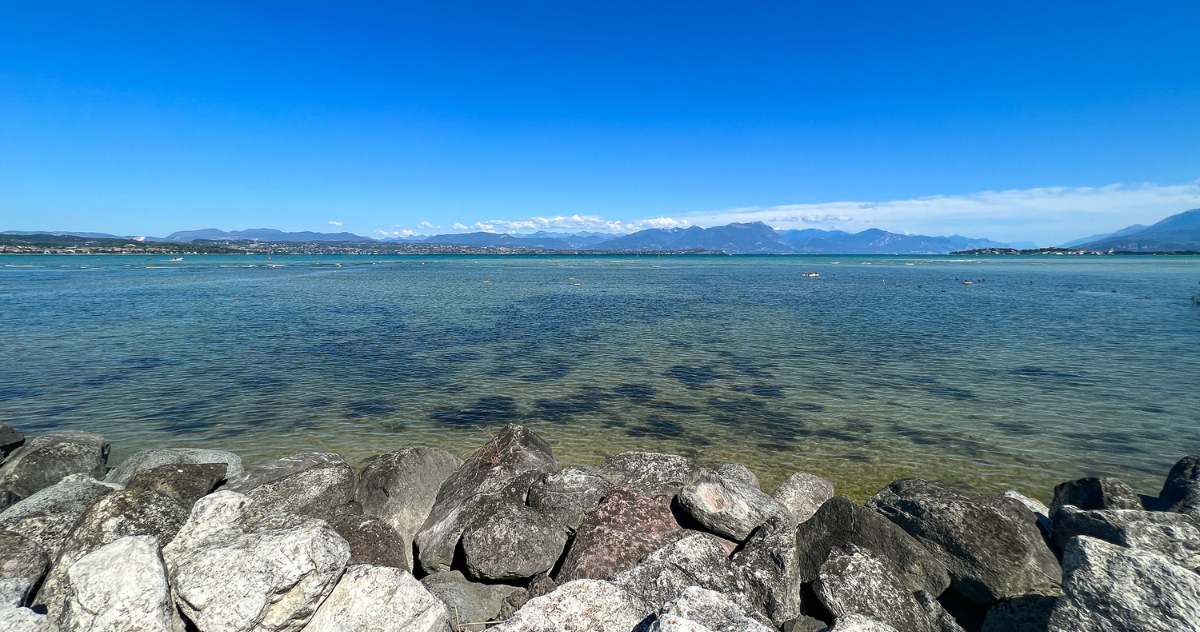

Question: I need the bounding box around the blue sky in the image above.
[1,1,1198,244]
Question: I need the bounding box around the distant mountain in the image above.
[594,222,792,254]
[1079,208,1200,252]
[2,230,128,239]
[777,227,1009,254]
[415,231,612,249]
[165,228,373,242]
[1060,224,1147,248]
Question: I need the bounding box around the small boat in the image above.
[801,272,820,278]
[962,280,974,285]
[162,257,184,262]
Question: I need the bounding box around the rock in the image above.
[782,616,829,632]
[35,489,187,620]
[327,513,410,570]
[794,497,950,598]
[732,515,802,625]
[0,475,116,558]
[868,480,1060,607]
[0,490,20,513]
[828,615,902,632]
[527,468,610,531]
[1159,455,1200,515]
[126,462,228,508]
[1049,477,1142,514]
[162,491,350,632]
[714,463,759,488]
[0,424,23,456]
[416,425,557,574]
[354,447,462,561]
[774,472,835,525]
[1003,491,1051,538]
[0,530,48,607]
[461,502,568,581]
[598,451,696,496]
[556,488,682,582]
[499,588,530,620]
[303,564,450,632]
[981,595,1057,632]
[58,535,180,632]
[0,433,109,498]
[488,579,647,632]
[1048,535,1200,631]
[650,586,774,632]
[103,448,242,486]
[224,451,356,522]
[814,544,963,632]
[613,532,752,614]
[1050,505,1200,572]
[679,469,787,542]
[420,570,520,629]
[0,607,57,632]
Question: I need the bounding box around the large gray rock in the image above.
[126,462,228,508]
[679,469,788,542]
[774,472,835,526]
[613,532,752,615]
[59,535,180,632]
[1003,491,1051,538]
[814,544,963,632]
[868,480,1061,607]
[0,530,48,607]
[598,451,696,496]
[527,468,610,531]
[828,615,902,632]
[650,586,774,632]
[420,570,520,629]
[1050,477,1142,515]
[556,488,681,582]
[461,502,568,581]
[732,515,802,625]
[415,425,557,574]
[224,451,355,522]
[488,579,646,632]
[354,447,462,559]
[0,424,23,456]
[0,433,109,498]
[327,513,410,570]
[0,475,117,558]
[0,607,57,632]
[981,595,1057,632]
[795,497,950,598]
[303,564,450,632]
[162,491,350,632]
[1159,455,1200,516]
[0,490,21,513]
[1051,505,1200,572]
[36,489,187,621]
[1048,535,1200,631]
[103,447,242,486]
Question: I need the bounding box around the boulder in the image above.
[1048,535,1200,631]
[354,447,462,552]
[224,451,356,522]
[0,490,20,513]
[1003,491,1052,539]
[327,513,410,570]
[162,491,350,632]
[58,535,180,632]
[828,615,902,632]
[1159,455,1200,516]
[461,502,568,581]
[35,489,187,620]
[679,469,788,541]
[0,607,57,631]
[488,579,647,632]
[732,515,802,625]
[598,451,696,496]
[774,472,835,526]
[1049,477,1142,514]
[1050,505,1200,572]
[868,480,1060,607]
[613,532,752,614]
[714,463,759,488]
[556,488,681,582]
[420,570,520,629]
[650,586,774,632]
[814,544,963,632]
[782,616,829,632]
[981,595,1057,632]
[103,447,242,486]
[0,530,48,607]
[416,425,557,574]
[0,475,117,558]
[527,468,611,531]
[0,424,23,456]
[794,497,950,598]
[126,462,228,508]
[303,564,450,632]
[0,433,109,498]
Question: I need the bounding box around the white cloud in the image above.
[419,220,435,229]
[375,228,417,238]
[452,222,470,231]
[458,213,695,234]
[327,220,344,227]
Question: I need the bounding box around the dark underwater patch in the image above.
[926,385,975,400]
[1011,366,1085,380]
[648,401,702,413]
[613,383,657,402]
[531,387,615,423]
[991,420,1035,434]
[0,386,38,402]
[344,398,398,419]
[664,365,721,389]
[430,395,519,427]
[625,414,685,438]
[748,384,783,398]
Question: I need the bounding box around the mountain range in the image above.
[1071,208,1200,252]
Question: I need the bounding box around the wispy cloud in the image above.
[418,220,435,229]
[463,213,693,234]
[327,219,344,227]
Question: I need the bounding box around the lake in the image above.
[2,254,1197,500]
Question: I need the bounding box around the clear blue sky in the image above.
[2,1,1198,243]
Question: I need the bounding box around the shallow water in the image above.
[2,254,1198,501]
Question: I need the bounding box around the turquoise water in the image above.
[2,254,1198,500]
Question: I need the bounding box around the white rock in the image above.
[649,587,774,632]
[774,473,834,525]
[488,580,646,632]
[302,565,450,632]
[613,532,754,615]
[679,470,787,541]
[59,536,180,632]
[0,607,58,632]
[104,448,243,485]
[829,615,901,632]
[0,475,118,558]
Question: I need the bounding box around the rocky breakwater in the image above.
[2,420,1200,631]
